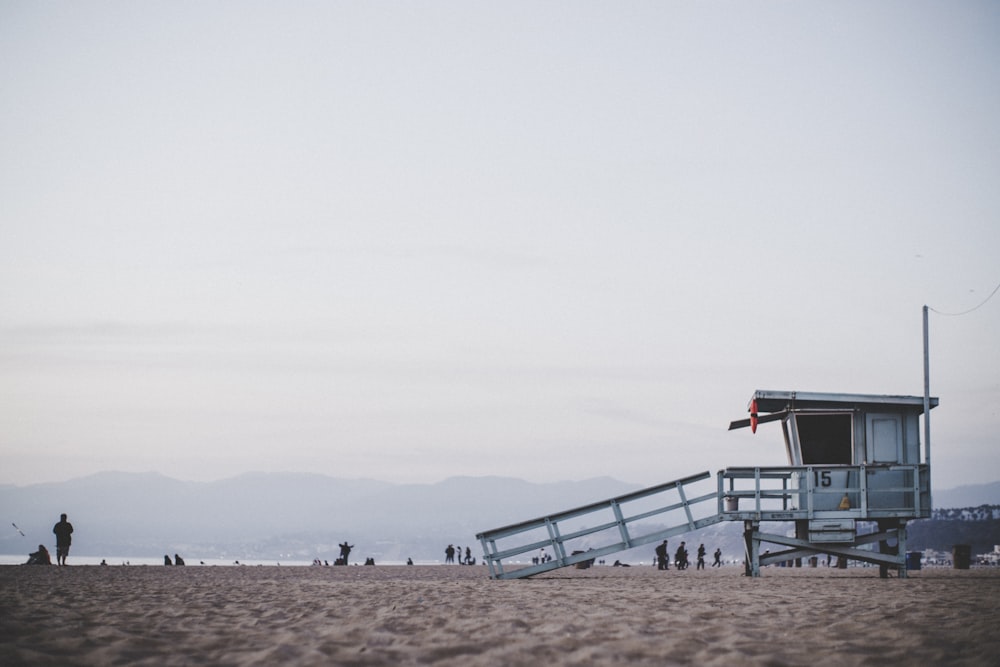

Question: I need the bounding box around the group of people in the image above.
[532,549,554,565]
[25,515,730,571]
[25,513,192,568]
[444,544,475,565]
[26,513,74,566]
[654,540,723,570]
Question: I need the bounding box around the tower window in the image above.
[797,413,853,465]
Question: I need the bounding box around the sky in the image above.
[1,1,998,491]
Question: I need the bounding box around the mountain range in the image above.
[2,472,997,563]
[0,472,640,562]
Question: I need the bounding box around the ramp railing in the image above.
[476,471,722,579]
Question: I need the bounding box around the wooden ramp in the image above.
[476,471,723,579]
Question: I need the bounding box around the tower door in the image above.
[866,414,902,464]
[866,413,906,510]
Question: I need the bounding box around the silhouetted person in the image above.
[174,554,185,566]
[464,547,472,564]
[53,513,73,566]
[675,541,688,570]
[697,544,706,570]
[27,544,51,565]
[164,555,173,565]
[338,541,354,564]
[655,540,669,570]
[713,548,722,567]
[406,558,414,565]
[445,544,455,563]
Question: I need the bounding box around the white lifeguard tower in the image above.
[724,389,936,577]
[476,389,936,579]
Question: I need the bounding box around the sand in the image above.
[1,564,998,666]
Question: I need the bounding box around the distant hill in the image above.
[931,481,1000,509]
[907,515,1000,555]
[2,472,996,563]
[0,471,640,562]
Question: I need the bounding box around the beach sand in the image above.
[1,564,997,666]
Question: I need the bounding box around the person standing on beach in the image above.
[696,544,706,570]
[655,540,669,570]
[674,541,688,570]
[445,544,455,563]
[338,541,354,565]
[713,548,722,567]
[53,513,73,566]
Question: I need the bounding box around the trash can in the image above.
[905,551,922,571]
[953,544,971,570]
[724,497,739,512]
[809,556,818,568]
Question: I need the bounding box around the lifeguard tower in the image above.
[724,390,935,577]
[476,389,936,579]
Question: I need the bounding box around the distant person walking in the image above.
[696,544,706,570]
[712,548,722,567]
[53,513,73,566]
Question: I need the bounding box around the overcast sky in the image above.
[2,1,998,491]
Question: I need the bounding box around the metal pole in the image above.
[922,305,930,465]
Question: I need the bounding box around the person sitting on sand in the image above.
[27,544,51,565]
[164,555,173,566]
[174,554,185,566]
